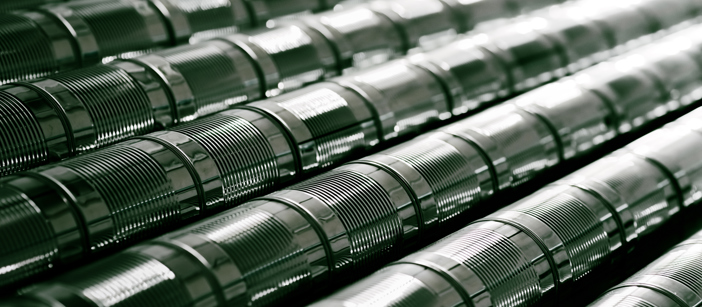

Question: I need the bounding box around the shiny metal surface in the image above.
[335,59,450,140]
[40,0,170,63]
[303,6,406,71]
[366,0,461,52]
[313,106,702,307]
[590,226,702,306]
[5,9,702,304]
[243,82,378,172]
[0,64,155,175]
[153,0,250,42]
[126,40,261,124]
[442,103,560,189]
[217,24,337,96]
[0,0,342,85]
[0,0,573,177]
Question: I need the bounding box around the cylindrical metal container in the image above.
[1,0,701,294]
[589,229,702,307]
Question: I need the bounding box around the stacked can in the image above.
[0,0,345,85]
[0,0,580,177]
[0,0,693,288]
[1,0,694,177]
[311,105,702,307]
[4,0,697,292]
[589,226,702,307]
[5,20,702,306]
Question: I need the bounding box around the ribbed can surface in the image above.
[590,230,702,307]
[291,168,404,269]
[50,65,155,151]
[172,112,279,208]
[277,87,356,137]
[56,145,179,251]
[585,155,678,237]
[155,42,252,116]
[590,288,668,307]
[607,297,657,307]
[190,204,312,306]
[425,222,542,307]
[52,252,192,306]
[511,192,610,280]
[3,0,702,304]
[272,85,375,168]
[313,129,370,168]
[166,0,247,40]
[248,25,336,92]
[0,185,58,286]
[443,105,558,189]
[630,244,702,297]
[320,265,448,307]
[384,137,484,223]
[0,13,59,84]
[63,1,167,59]
[0,91,48,176]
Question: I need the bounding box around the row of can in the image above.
[591,227,702,306]
[313,106,702,306]
[0,0,695,287]
[1,0,691,176]
[0,0,352,84]
[0,0,569,86]
[4,16,702,306]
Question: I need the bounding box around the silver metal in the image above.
[316,263,466,307]
[0,90,49,176]
[590,230,702,306]
[129,40,261,123]
[633,0,697,34]
[513,79,616,160]
[0,0,343,86]
[0,178,79,287]
[305,26,702,306]
[314,109,702,307]
[128,132,219,219]
[298,6,405,71]
[0,11,76,84]
[217,24,337,96]
[367,0,460,52]
[528,6,612,73]
[1,84,72,162]
[170,109,294,209]
[589,286,683,307]
[626,121,702,208]
[556,152,677,251]
[472,19,566,92]
[573,61,666,134]
[334,59,450,140]
[288,164,413,270]
[440,0,517,33]
[0,0,63,12]
[243,82,378,173]
[635,37,702,108]
[243,0,338,26]
[3,0,702,300]
[442,103,559,190]
[0,0,668,178]
[153,0,250,43]
[40,0,170,63]
[408,38,510,115]
[0,64,155,175]
[32,145,181,253]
